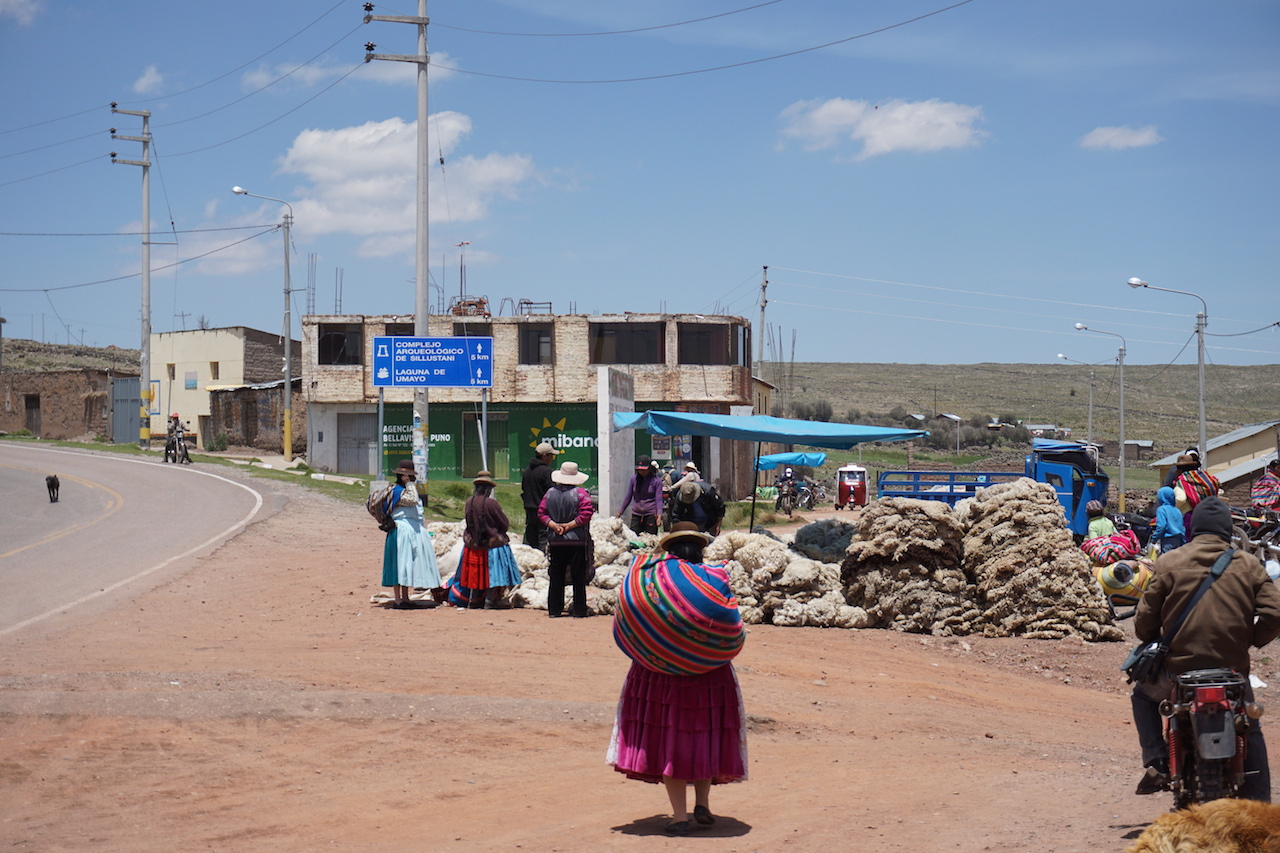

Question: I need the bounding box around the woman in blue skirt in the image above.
[381,459,442,609]
[459,471,522,609]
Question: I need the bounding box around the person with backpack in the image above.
[538,460,595,618]
[380,459,442,609]
[671,479,726,536]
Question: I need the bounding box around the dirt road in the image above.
[1,474,1268,852]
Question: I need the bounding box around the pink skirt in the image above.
[607,661,747,784]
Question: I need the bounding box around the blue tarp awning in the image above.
[754,452,827,471]
[613,410,927,450]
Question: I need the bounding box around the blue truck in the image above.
[876,439,1111,537]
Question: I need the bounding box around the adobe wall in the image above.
[0,370,113,439]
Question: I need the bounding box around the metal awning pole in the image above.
[749,440,761,530]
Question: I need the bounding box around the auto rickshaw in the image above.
[835,464,867,509]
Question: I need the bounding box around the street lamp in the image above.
[1057,353,1096,445]
[233,186,294,463]
[1075,323,1127,512]
[1127,277,1208,464]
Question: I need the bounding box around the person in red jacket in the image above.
[1130,497,1280,799]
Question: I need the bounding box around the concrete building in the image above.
[149,327,299,447]
[1151,419,1280,505]
[302,311,753,493]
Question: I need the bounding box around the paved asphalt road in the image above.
[0,443,265,637]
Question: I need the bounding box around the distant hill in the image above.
[2,338,141,373]
[5,339,1275,456]
[762,361,1280,454]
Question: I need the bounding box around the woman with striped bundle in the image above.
[607,521,747,836]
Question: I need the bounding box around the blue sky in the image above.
[1,0,1277,366]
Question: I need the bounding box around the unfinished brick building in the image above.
[302,310,754,491]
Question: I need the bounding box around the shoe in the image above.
[693,805,715,825]
[548,612,564,618]
[1135,766,1169,795]
[663,821,690,836]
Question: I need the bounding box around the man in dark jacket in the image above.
[520,442,558,550]
[671,479,726,536]
[1130,496,1280,799]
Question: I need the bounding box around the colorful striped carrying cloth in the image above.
[1175,469,1220,510]
[613,553,745,677]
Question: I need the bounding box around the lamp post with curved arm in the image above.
[233,186,294,462]
[1128,277,1208,463]
[1074,323,1127,512]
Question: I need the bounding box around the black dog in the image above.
[46,474,60,503]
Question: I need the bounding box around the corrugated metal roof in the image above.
[1149,419,1280,466]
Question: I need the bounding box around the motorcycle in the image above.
[1159,668,1263,808]
[774,480,795,518]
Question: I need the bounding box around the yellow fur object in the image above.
[1126,799,1280,853]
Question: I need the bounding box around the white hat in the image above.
[683,461,699,472]
[535,441,559,456]
[551,461,589,485]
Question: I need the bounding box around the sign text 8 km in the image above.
[372,336,493,388]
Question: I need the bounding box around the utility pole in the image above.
[756,266,768,373]
[366,0,431,486]
[111,105,152,449]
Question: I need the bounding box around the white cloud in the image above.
[1079,125,1163,150]
[132,64,165,95]
[780,97,985,160]
[0,0,41,26]
[275,113,534,257]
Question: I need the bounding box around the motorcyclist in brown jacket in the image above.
[1131,496,1280,799]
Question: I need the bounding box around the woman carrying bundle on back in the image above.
[459,471,523,610]
[607,521,747,836]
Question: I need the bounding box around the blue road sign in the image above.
[372,336,493,388]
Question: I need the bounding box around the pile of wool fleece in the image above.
[954,478,1122,641]
[705,531,868,628]
[840,498,977,634]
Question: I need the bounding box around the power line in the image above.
[0,154,105,188]
[434,0,785,37]
[0,0,348,137]
[155,21,367,130]
[431,0,977,84]
[165,63,364,156]
[0,225,274,236]
[0,227,278,292]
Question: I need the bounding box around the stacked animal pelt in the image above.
[954,479,1122,640]
[838,481,1121,640]
[840,498,977,634]
[705,531,868,628]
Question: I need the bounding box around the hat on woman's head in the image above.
[683,461,699,472]
[635,454,652,471]
[659,520,712,550]
[393,459,417,477]
[1175,453,1199,466]
[472,470,497,487]
[678,480,702,504]
[1086,499,1104,516]
[551,460,589,485]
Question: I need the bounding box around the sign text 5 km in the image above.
[372,336,493,388]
